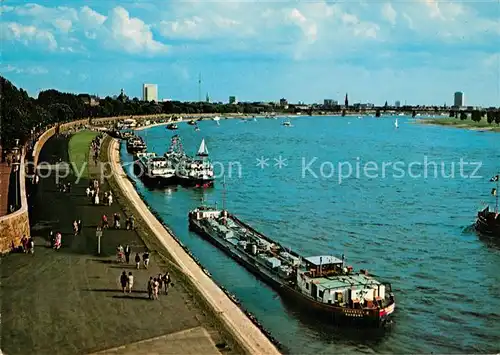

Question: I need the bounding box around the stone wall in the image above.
[0,158,29,254]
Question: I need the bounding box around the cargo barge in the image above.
[188,204,396,326]
[475,173,500,237]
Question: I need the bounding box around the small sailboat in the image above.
[197,138,209,157]
[195,125,200,132]
[394,118,399,129]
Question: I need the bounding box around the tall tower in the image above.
[345,93,349,108]
[206,92,210,103]
[198,73,202,102]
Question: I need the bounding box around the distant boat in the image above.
[197,138,209,157]
[394,118,399,129]
[187,120,196,125]
[195,126,200,132]
[212,116,221,122]
[283,118,292,127]
[166,123,178,130]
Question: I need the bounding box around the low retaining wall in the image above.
[0,158,30,253]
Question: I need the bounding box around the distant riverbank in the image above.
[133,112,383,131]
[416,117,500,132]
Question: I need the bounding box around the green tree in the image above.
[460,112,467,120]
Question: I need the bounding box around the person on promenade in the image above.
[21,235,28,253]
[143,251,150,269]
[153,278,159,300]
[102,214,109,229]
[157,273,163,292]
[162,272,171,295]
[113,213,121,229]
[147,277,154,300]
[127,272,134,293]
[28,237,34,254]
[124,245,131,263]
[54,232,62,250]
[77,219,82,234]
[120,271,128,293]
[135,253,141,269]
[86,187,90,197]
[73,220,78,236]
[107,193,113,206]
[117,245,124,263]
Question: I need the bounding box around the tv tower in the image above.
[198,73,202,102]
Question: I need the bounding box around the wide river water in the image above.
[120,115,500,354]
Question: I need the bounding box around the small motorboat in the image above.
[188,120,196,125]
[166,123,178,130]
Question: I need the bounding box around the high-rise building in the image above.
[395,100,401,108]
[344,93,349,108]
[143,84,158,102]
[279,98,288,107]
[229,96,237,104]
[454,92,464,107]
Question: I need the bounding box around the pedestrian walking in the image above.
[143,251,149,269]
[124,245,131,263]
[29,237,35,254]
[73,220,78,236]
[135,253,141,269]
[127,272,134,293]
[120,271,128,293]
[153,278,159,300]
[162,272,171,294]
[147,277,153,300]
[77,219,82,234]
[102,214,108,229]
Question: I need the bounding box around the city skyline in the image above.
[1,1,499,106]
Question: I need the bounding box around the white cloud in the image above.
[79,6,106,29]
[102,7,168,54]
[2,22,57,50]
[54,18,72,32]
[381,3,397,25]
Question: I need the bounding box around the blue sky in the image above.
[1,0,499,106]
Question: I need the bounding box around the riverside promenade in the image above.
[106,138,281,355]
[0,133,242,355]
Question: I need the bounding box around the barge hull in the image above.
[188,218,393,327]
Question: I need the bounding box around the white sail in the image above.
[197,138,209,156]
[394,118,399,128]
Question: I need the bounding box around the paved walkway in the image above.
[91,326,222,355]
[108,139,281,355]
[0,135,233,355]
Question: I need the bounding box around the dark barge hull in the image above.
[475,209,500,236]
[188,217,394,327]
[133,162,176,187]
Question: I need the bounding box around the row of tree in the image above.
[449,110,500,124]
[0,76,276,149]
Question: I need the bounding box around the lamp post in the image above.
[12,139,20,209]
[96,227,103,255]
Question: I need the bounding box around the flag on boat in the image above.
[490,175,499,182]
[492,188,497,196]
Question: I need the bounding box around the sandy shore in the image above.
[107,138,281,355]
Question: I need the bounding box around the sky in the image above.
[1,0,499,106]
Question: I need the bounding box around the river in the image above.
[120,115,500,354]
